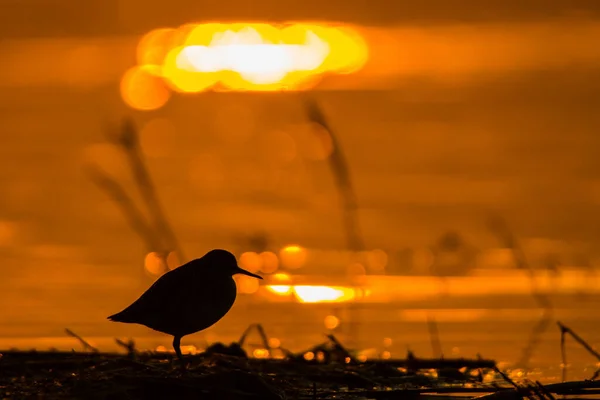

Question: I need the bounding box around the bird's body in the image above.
[108,249,261,359]
[108,262,237,337]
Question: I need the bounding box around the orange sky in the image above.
[2,18,600,89]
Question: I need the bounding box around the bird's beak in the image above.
[235,266,263,279]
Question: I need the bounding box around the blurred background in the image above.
[2,0,600,381]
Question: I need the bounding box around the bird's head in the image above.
[204,249,263,280]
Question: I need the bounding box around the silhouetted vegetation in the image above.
[3,324,600,399]
[88,118,186,275]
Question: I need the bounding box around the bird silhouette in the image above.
[108,249,262,359]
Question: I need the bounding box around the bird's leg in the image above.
[173,336,183,361]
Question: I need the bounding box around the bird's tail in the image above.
[107,311,131,322]
[107,313,119,321]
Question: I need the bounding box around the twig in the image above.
[487,215,554,368]
[536,381,556,400]
[527,381,550,400]
[238,323,272,352]
[544,380,600,392]
[86,165,162,253]
[326,334,356,364]
[557,321,600,361]
[526,381,545,400]
[493,365,519,390]
[557,321,600,381]
[304,98,365,350]
[65,328,99,353]
[427,314,443,358]
[238,323,256,347]
[517,307,554,369]
[304,99,364,253]
[115,338,137,358]
[115,118,186,264]
[560,323,567,383]
[255,324,272,351]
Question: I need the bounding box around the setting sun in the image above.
[122,22,368,109]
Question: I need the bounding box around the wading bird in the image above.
[108,249,262,359]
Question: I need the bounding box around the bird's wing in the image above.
[108,258,237,335]
[108,259,202,323]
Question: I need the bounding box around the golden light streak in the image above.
[264,283,358,303]
[293,285,356,303]
[266,285,293,295]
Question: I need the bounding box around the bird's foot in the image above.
[170,353,188,372]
